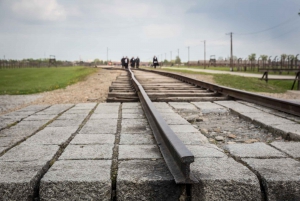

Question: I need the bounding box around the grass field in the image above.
[0,66,98,95]
[147,67,295,93]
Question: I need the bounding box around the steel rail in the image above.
[139,68,300,117]
[128,68,198,184]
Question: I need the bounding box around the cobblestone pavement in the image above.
[0,101,299,200]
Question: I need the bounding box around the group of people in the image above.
[120,55,160,69]
[121,56,140,69]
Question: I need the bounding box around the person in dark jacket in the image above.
[153,56,159,68]
[130,57,135,68]
[124,56,129,69]
[136,57,140,68]
[121,56,125,68]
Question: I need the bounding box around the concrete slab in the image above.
[122,113,145,119]
[94,107,119,114]
[40,160,111,201]
[59,145,113,160]
[192,102,228,114]
[23,126,78,145]
[224,142,287,158]
[120,134,155,145]
[84,119,118,126]
[168,102,197,111]
[121,124,151,134]
[17,105,49,112]
[48,119,85,127]
[169,125,199,133]
[122,108,144,114]
[0,144,59,162]
[17,120,49,127]
[271,141,300,158]
[0,137,23,147]
[243,158,300,201]
[90,113,119,119]
[0,161,49,200]
[215,101,262,113]
[63,109,90,115]
[0,126,36,138]
[122,103,141,108]
[24,114,57,121]
[80,125,117,134]
[72,103,97,109]
[0,147,8,154]
[186,144,226,158]
[253,116,295,126]
[117,159,181,201]
[57,113,88,120]
[174,132,209,144]
[118,145,162,159]
[70,134,115,145]
[273,123,300,141]
[191,157,262,201]
[153,102,170,108]
[163,117,190,125]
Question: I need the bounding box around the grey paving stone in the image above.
[192,102,228,114]
[57,113,88,120]
[271,141,300,158]
[63,109,90,115]
[0,161,49,200]
[84,119,118,126]
[174,132,209,144]
[160,112,186,119]
[117,159,181,201]
[94,108,119,114]
[59,145,113,160]
[48,119,84,127]
[0,146,8,154]
[122,102,141,108]
[70,134,115,145]
[121,124,151,134]
[0,126,37,138]
[17,119,49,127]
[122,108,144,114]
[168,102,197,111]
[90,113,119,119]
[186,144,226,158]
[164,117,190,125]
[23,126,78,145]
[118,145,162,159]
[273,123,300,141]
[80,125,117,134]
[37,105,73,115]
[243,158,300,201]
[169,125,199,133]
[0,144,59,162]
[215,101,262,113]
[120,134,155,145]
[153,102,170,108]
[253,115,295,126]
[191,157,262,201]
[0,137,22,147]
[23,114,57,121]
[155,108,175,113]
[17,105,49,112]
[121,119,148,125]
[40,160,111,201]
[224,142,287,158]
[73,103,97,109]
[122,113,145,119]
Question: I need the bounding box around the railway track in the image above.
[108,67,300,185]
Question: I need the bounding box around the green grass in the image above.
[143,67,295,93]
[0,66,98,95]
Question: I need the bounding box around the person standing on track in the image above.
[130,57,135,68]
[124,56,129,69]
[121,56,125,68]
[136,56,140,68]
[153,56,159,68]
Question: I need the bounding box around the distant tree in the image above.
[260,55,268,67]
[94,58,100,65]
[281,54,287,61]
[248,53,256,70]
[175,56,181,64]
[218,56,224,61]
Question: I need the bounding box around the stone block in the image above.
[273,123,300,141]
[169,125,199,133]
[121,124,151,134]
[243,158,300,201]
[0,144,59,162]
[271,141,300,158]
[40,160,111,201]
[174,132,209,145]
[48,119,85,127]
[59,145,113,160]
[122,113,145,119]
[117,159,181,201]
[70,134,115,145]
[186,144,226,158]
[122,103,141,108]
[120,134,155,145]
[90,113,119,119]
[24,114,57,121]
[0,137,22,148]
[80,125,117,134]
[192,102,228,114]
[168,102,197,111]
[191,158,261,201]
[122,108,144,114]
[23,126,78,145]
[224,142,287,158]
[0,161,49,200]
[118,145,162,159]
[57,113,88,120]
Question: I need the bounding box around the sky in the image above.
[0,0,300,62]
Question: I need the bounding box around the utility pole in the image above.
[107,47,109,65]
[178,49,179,58]
[187,46,190,65]
[202,40,206,69]
[226,32,233,71]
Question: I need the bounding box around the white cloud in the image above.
[143,24,183,39]
[12,0,66,21]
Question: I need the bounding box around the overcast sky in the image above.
[0,0,300,62]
